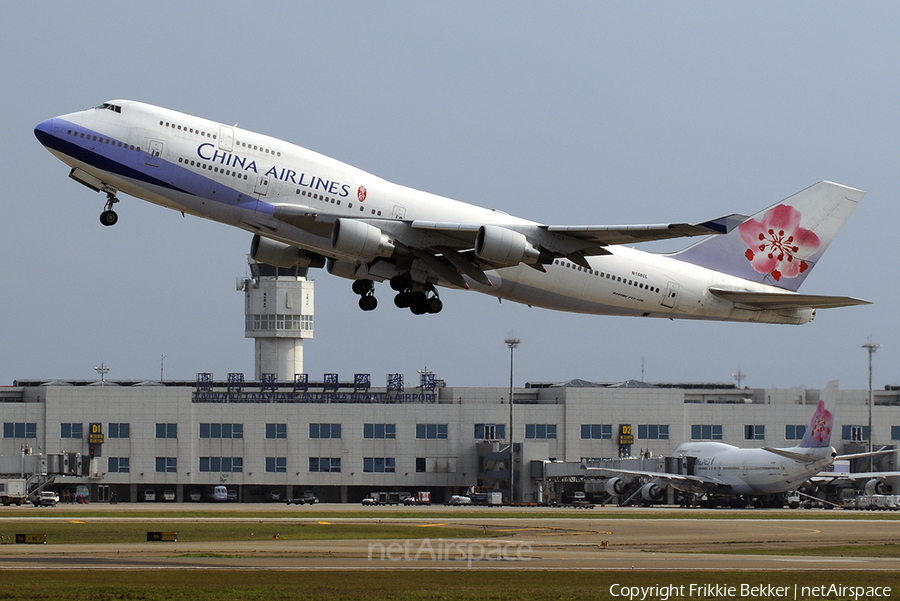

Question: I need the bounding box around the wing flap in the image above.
[709,288,871,310]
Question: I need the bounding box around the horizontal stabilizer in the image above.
[709,288,871,310]
[762,447,827,464]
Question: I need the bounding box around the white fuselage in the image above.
[673,442,835,495]
[36,101,814,324]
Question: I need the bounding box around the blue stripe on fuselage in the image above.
[35,119,257,213]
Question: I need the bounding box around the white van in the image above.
[213,486,228,502]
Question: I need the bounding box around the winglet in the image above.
[694,213,748,235]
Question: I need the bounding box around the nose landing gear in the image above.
[100,190,120,226]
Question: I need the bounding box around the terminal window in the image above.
[199,423,244,439]
[842,425,869,442]
[60,423,83,439]
[2,422,36,439]
[784,424,806,440]
[581,424,612,440]
[474,423,506,440]
[107,457,129,473]
[637,424,669,440]
[309,457,341,473]
[691,424,723,440]
[892,426,900,440]
[108,423,130,439]
[309,423,341,439]
[266,423,287,439]
[266,457,287,473]
[744,425,765,440]
[199,456,243,473]
[416,424,448,439]
[155,457,177,473]
[364,423,396,439]
[525,424,557,439]
[156,423,177,439]
[363,457,395,473]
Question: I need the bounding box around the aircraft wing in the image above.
[709,288,871,310]
[270,198,745,274]
[584,467,726,495]
[544,213,747,254]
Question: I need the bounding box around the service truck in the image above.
[0,479,27,506]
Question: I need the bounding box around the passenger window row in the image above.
[160,120,216,140]
[66,129,139,152]
[177,157,250,180]
[554,259,660,293]
[296,189,383,216]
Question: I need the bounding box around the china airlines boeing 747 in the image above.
[35,101,869,320]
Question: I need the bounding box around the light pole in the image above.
[862,339,880,472]
[504,337,520,504]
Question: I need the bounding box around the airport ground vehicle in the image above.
[403,491,432,506]
[188,490,202,502]
[143,489,156,502]
[163,490,175,501]
[362,492,410,506]
[0,479,27,506]
[33,491,59,507]
[285,491,318,505]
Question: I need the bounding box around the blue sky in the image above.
[3,3,897,390]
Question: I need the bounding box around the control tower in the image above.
[239,260,314,380]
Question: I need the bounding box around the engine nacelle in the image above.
[640,482,664,502]
[604,477,627,496]
[474,225,544,266]
[331,219,395,261]
[250,235,326,269]
[326,257,361,280]
[865,478,892,495]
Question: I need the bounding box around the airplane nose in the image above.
[34,118,56,147]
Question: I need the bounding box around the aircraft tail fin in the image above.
[797,380,838,451]
[671,182,864,292]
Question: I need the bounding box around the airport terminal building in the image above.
[1,376,897,504]
[2,261,895,504]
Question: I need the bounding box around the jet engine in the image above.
[331,219,395,261]
[250,235,325,269]
[474,225,547,266]
[640,482,665,502]
[865,478,892,495]
[604,477,627,496]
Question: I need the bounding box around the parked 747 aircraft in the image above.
[35,100,869,319]
[590,381,878,506]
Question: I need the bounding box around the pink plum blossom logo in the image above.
[738,204,820,281]
[358,186,367,202]
[808,400,832,444]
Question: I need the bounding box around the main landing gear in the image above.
[349,274,444,315]
[99,191,120,226]
[352,279,378,311]
[390,274,443,315]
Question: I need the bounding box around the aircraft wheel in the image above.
[426,298,443,314]
[358,295,378,311]
[351,279,374,295]
[409,292,428,315]
[390,274,411,292]
[100,210,118,226]
[394,293,410,309]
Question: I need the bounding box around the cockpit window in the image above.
[95,103,122,114]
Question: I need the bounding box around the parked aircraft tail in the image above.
[798,380,838,450]
[672,182,864,292]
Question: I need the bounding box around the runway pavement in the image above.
[1,504,898,571]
